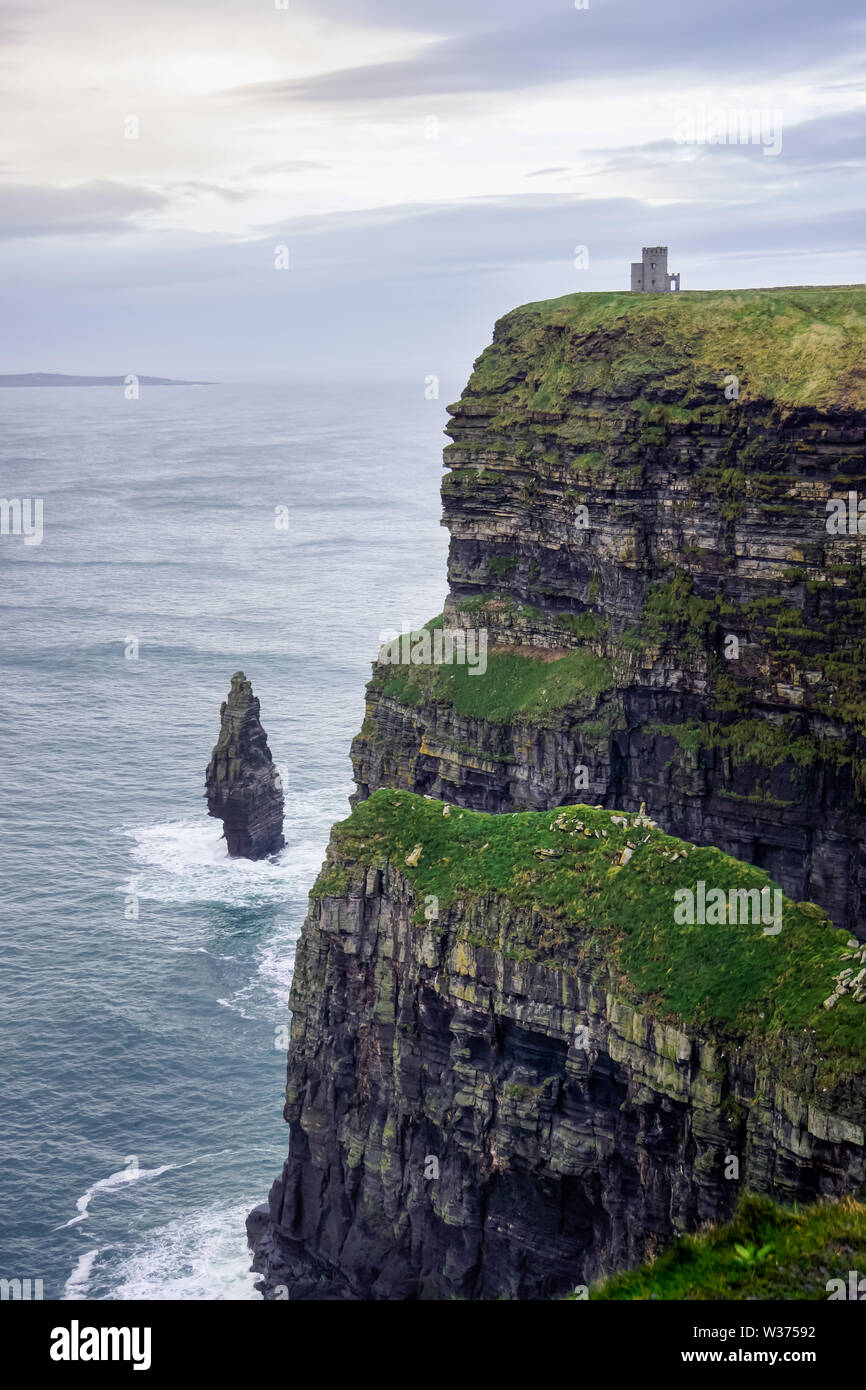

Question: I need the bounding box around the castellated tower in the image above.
[630,246,680,292]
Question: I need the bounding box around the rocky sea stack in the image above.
[205,671,284,859]
[249,287,866,1300]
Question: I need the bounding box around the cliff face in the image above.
[249,288,866,1300]
[351,288,866,939]
[248,792,866,1300]
[588,1191,866,1301]
[205,671,284,859]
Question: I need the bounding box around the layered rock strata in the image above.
[351,288,866,939]
[248,792,866,1300]
[249,288,866,1301]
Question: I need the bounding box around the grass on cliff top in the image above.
[372,623,611,723]
[313,789,866,1082]
[579,1193,866,1301]
[455,286,866,414]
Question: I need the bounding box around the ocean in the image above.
[0,381,450,1298]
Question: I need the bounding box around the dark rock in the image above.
[248,289,866,1299]
[248,843,865,1300]
[205,671,284,859]
[352,291,866,940]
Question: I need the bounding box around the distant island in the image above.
[0,373,215,387]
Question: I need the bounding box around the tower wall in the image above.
[630,246,679,292]
[642,246,669,291]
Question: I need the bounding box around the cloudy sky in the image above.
[1,0,864,379]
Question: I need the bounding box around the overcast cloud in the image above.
[0,0,863,378]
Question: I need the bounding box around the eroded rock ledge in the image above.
[249,290,866,1301]
[351,288,866,938]
[248,792,865,1300]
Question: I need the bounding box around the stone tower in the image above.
[630,246,680,292]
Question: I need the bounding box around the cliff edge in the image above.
[250,287,866,1299]
[352,287,866,939]
[248,790,865,1299]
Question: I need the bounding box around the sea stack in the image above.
[205,672,284,859]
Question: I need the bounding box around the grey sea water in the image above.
[0,381,450,1298]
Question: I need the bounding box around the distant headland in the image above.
[0,372,216,387]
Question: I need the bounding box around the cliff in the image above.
[351,287,866,939]
[248,790,866,1300]
[205,671,284,859]
[249,287,866,1300]
[584,1191,866,1300]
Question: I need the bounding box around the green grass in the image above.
[375,624,612,723]
[571,450,606,471]
[645,717,847,778]
[620,565,866,745]
[558,611,604,640]
[487,556,518,576]
[438,290,866,755]
[313,789,866,1090]
[371,573,866,801]
[582,1193,866,1300]
[454,286,866,416]
[621,571,733,656]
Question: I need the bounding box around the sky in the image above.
[1,0,864,381]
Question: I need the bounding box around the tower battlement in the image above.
[630,246,680,292]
